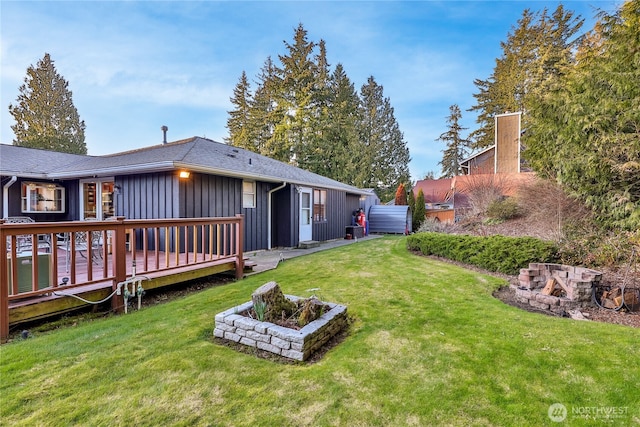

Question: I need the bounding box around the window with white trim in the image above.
[313,189,327,221]
[21,182,65,213]
[242,181,256,208]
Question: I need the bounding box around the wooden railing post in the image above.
[235,214,244,280]
[0,220,8,342]
[2,216,244,339]
[112,216,127,313]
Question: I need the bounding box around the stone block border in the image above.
[214,295,348,361]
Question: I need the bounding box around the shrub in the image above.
[558,227,639,268]
[407,232,559,275]
[515,177,593,242]
[462,173,510,216]
[417,217,450,233]
[486,197,521,220]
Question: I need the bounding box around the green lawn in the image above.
[1,236,638,426]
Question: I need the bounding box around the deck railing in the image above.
[0,215,244,342]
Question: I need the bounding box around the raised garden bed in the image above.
[214,283,348,361]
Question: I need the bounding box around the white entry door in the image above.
[299,187,313,242]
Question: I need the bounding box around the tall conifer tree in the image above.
[437,104,470,178]
[9,53,87,154]
[225,71,254,150]
[316,63,361,183]
[414,188,426,231]
[226,24,411,199]
[252,57,285,159]
[526,0,640,228]
[359,77,410,201]
[274,23,318,166]
[469,6,582,149]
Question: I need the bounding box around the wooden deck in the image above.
[8,247,239,326]
[1,216,245,342]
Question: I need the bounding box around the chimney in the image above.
[161,125,168,144]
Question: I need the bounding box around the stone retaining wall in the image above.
[214,295,347,361]
[516,263,603,314]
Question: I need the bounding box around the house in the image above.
[460,111,529,175]
[413,173,536,223]
[1,137,369,251]
[415,112,533,223]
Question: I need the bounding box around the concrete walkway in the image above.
[244,235,383,275]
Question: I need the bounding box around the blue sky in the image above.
[0,1,620,181]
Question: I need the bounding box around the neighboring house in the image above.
[1,137,369,251]
[413,176,459,223]
[414,173,536,223]
[414,111,533,223]
[460,112,529,175]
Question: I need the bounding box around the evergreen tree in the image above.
[299,39,333,175]
[414,188,426,231]
[274,23,318,166]
[408,186,416,213]
[469,6,583,149]
[526,0,640,229]
[437,104,470,178]
[225,71,255,150]
[318,63,361,183]
[252,57,285,159]
[359,76,411,201]
[9,53,87,154]
[226,24,411,197]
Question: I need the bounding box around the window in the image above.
[21,182,65,213]
[242,181,256,208]
[313,189,327,221]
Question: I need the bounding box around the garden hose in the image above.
[593,247,637,311]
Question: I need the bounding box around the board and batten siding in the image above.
[116,172,180,220]
[241,181,270,252]
[115,173,359,251]
[312,190,360,242]
[116,172,270,252]
[273,186,361,247]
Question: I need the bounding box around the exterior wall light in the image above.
[179,171,191,179]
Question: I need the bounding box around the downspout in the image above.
[267,182,287,250]
[3,176,17,218]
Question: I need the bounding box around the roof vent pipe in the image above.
[161,125,168,144]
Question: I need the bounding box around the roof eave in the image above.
[46,161,368,195]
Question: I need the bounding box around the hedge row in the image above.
[406,232,560,275]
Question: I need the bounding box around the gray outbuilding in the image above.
[367,205,412,234]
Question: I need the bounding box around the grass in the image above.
[1,236,638,426]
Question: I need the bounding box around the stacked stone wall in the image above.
[214,296,347,361]
[516,263,602,314]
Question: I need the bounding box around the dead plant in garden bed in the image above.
[243,281,331,329]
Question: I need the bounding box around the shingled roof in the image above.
[0,137,366,194]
